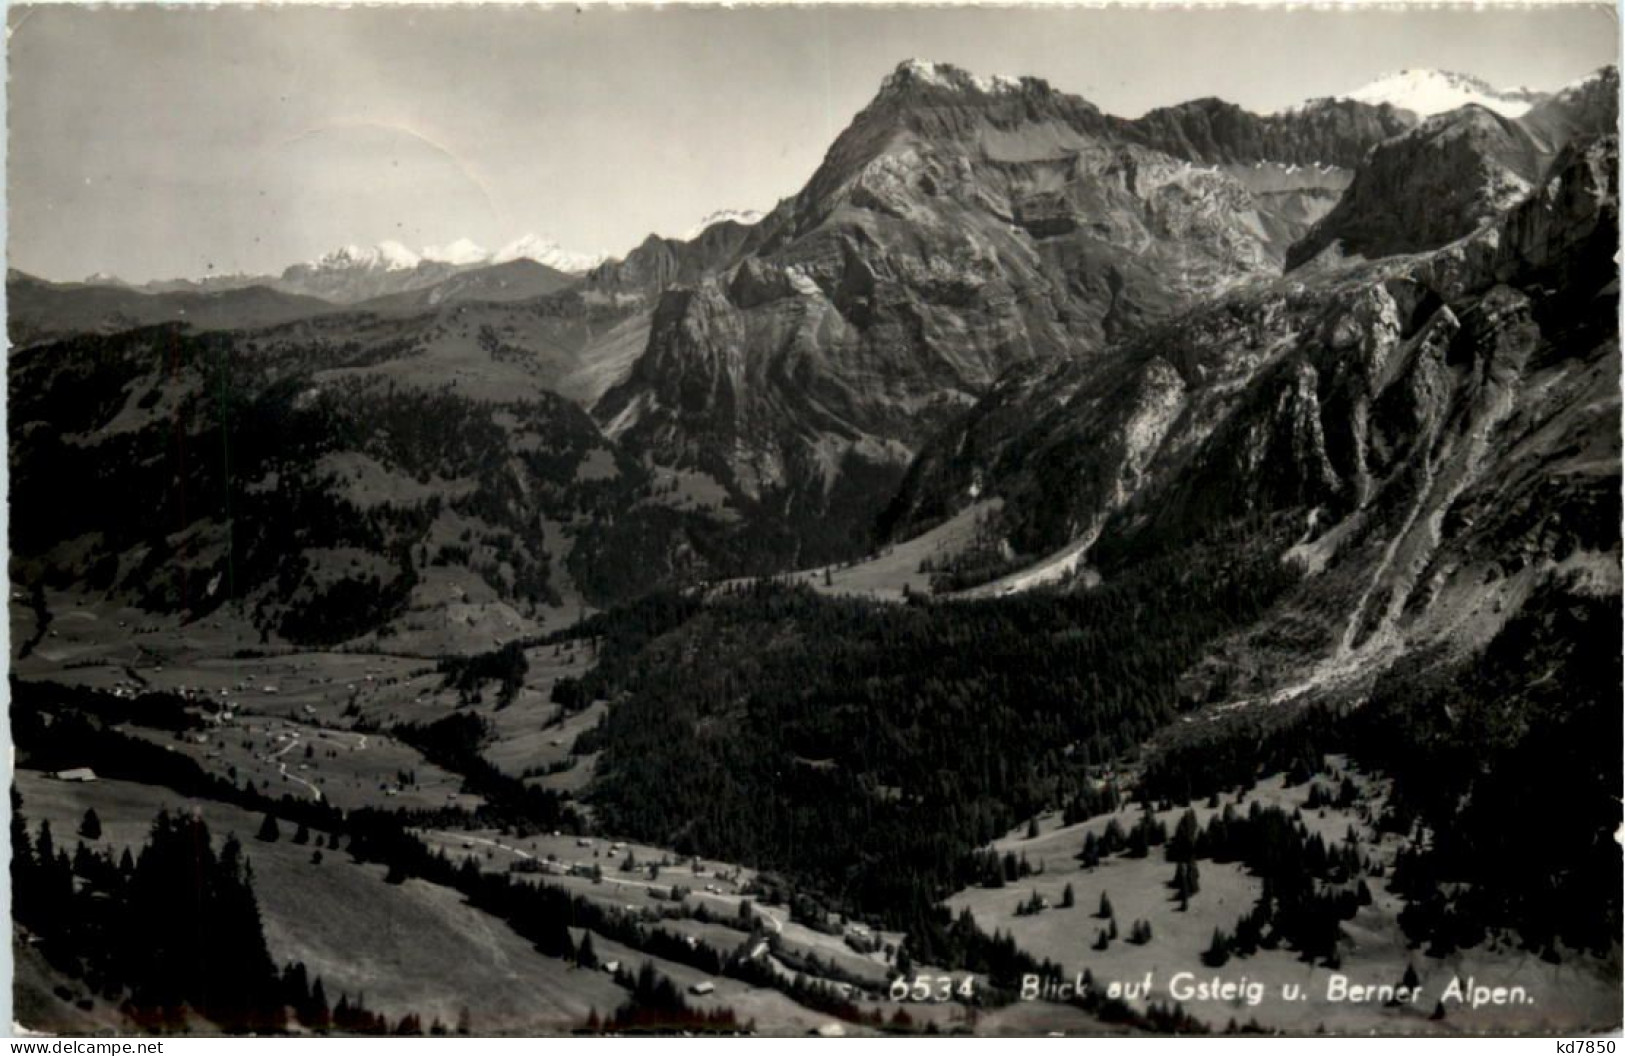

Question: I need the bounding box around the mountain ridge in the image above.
[587,59,1441,567]
[13,56,1617,634]
[1286,65,1617,270]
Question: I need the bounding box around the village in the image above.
[14,585,1619,1037]
[11,593,1014,1034]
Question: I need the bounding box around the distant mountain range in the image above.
[11,59,1616,604]
[6,270,343,345]
[60,224,756,307]
[68,235,609,307]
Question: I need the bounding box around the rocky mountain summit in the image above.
[592,60,1403,563]
[1287,65,1617,270]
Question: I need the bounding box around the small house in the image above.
[688,981,715,996]
[52,768,97,783]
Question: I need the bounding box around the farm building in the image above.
[688,981,715,996]
[52,768,97,782]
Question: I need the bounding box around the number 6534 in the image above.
[888,975,977,1002]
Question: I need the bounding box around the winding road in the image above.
[260,730,325,802]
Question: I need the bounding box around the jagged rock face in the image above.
[584,221,763,303]
[776,63,1114,235]
[596,61,1307,565]
[1107,97,1417,256]
[1286,106,1548,269]
[1121,97,1416,168]
[885,135,1618,697]
[1487,136,1619,288]
[1287,67,1618,271]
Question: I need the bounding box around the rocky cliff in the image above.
[884,134,1618,704]
[595,60,1338,565]
[1287,66,1617,270]
[1122,96,1415,168]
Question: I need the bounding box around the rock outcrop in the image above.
[1286,106,1547,269]
[884,134,1618,700]
[1122,96,1415,168]
[1287,66,1617,270]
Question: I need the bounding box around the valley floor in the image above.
[12,594,1620,1037]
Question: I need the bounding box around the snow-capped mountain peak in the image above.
[374,240,422,270]
[316,245,377,270]
[682,209,765,240]
[311,242,420,272]
[299,235,607,277]
[421,238,490,267]
[491,233,608,274]
[880,59,1026,97]
[1341,69,1544,118]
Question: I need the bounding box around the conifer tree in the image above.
[310,978,332,1031]
[256,813,280,843]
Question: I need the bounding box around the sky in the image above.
[8,3,1618,283]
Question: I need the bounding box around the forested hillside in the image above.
[583,527,1300,922]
